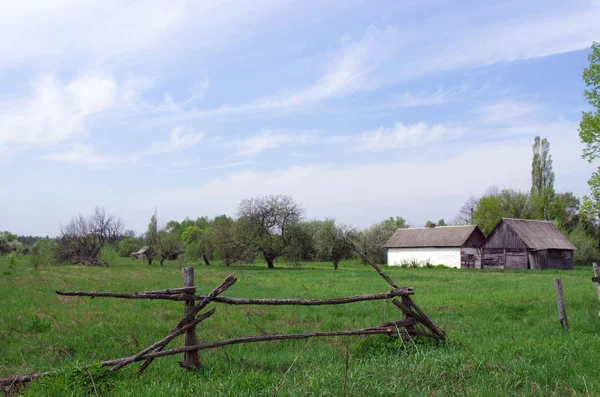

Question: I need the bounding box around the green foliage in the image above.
[382,216,409,229]
[579,42,600,162]
[100,245,120,266]
[0,231,21,254]
[531,136,555,220]
[436,218,447,227]
[473,188,535,235]
[118,236,142,257]
[398,258,434,268]
[565,225,600,265]
[7,252,17,269]
[30,238,55,270]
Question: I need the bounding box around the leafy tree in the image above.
[357,219,398,265]
[118,236,142,257]
[181,225,213,265]
[473,188,535,235]
[382,216,409,229]
[548,192,580,230]
[565,224,600,265]
[212,215,244,266]
[531,136,555,219]
[425,221,436,227]
[0,231,21,254]
[579,42,600,249]
[579,42,600,162]
[237,195,304,269]
[314,219,355,270]
[436,219,447,227]
[145,212,159,265]
[156,230,183,265]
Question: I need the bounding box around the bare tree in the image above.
[55,207,123,265]
[237,195,304,269]
[453,196,479,225]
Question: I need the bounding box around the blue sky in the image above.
[1,0,600,236]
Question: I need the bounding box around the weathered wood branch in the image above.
[0,373,49,387]
[1,319,427,386]
[343,236,400,290]
[110,309,215,372]
[56,289,414,305]
[137,273,237,374]
[102,322,416,368]
[392,297,446,339]
[138,287,196,295]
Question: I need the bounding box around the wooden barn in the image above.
[385,225,485,268]
[480,218,576,270]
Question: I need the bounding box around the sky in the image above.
[1,0,600,236]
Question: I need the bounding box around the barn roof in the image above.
[500,219,576,250]
[135,246,150,254]
[384,225,482,248]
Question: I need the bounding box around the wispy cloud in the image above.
[140,126,204,156]
[475,101,540,125]
[359,122,465,151]
[237,131,313,156]
[388,85,470,108]
[0,72,149,151]
[43,144,122,165]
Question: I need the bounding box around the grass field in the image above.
[1,256,600,396]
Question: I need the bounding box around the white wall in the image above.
[387,247,462,268]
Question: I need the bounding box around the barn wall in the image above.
[461,247,478,268]
[482,248,527,270]
[387,247,461,268]
[464,230,485,248]
[482,222,527,250]
[547,249,574,270]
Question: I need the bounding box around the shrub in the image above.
[567,225,600,266]
[7,252,17,269]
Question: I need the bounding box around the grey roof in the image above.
[135,246,150,254]
[501,219,576,250]
[384,225,482,248]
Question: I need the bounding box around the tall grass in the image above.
[1,256,599,396]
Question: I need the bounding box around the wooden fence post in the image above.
[182,267,201,368]
[593,263,600,303]
[554,277,569,330]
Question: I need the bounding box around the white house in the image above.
[384,225,485,268]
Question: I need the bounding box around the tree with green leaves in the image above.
[237,195,304,269]
[473,188,534,235]
[182,225,214,265]
[0,231,21,254]
[579,42,600,248]
[531,136,555,219]
[145,211,159,265]
[314,219,355,270]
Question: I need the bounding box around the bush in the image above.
[567,225,600,266]
[100,246,119,266]
[7,253,17,269]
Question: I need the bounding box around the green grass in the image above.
[1,255,600,396]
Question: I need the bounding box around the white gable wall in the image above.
[387,247,461,268]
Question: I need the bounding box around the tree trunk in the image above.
[265,256,275,269]
[224,254,231,267]
[333,260,339,270]
[147,257,153,265]
[202,254,211,266]
[160,258,165,266]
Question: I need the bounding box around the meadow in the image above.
[1,256,600,396]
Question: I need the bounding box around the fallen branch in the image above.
[0,373,49,387]
[56,289,414,305]
[137,287,196,295]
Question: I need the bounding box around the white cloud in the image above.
[143,126,204,156]
[359,122,464,151]
[212,26,401,114]
[476,101,540,125]
[237,131,313,156]
[0,72,148,151]
[388,85,470,108]
[43,144,121,165]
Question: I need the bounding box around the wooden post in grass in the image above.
[182,267,201,368]
[593,263,600,303]
[554,277,569,330]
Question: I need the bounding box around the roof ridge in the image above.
[502,218,554,224]
[396,225,475,230]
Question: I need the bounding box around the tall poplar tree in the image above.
[531,136,555,220]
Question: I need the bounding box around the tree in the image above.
[237,195,304,269]
[473,188,534,235]
[145,211,159,265]
[181,225,213,265]
[425,220,436,228]
[314,219,355,270]
[453,196,478,225]
[531,136,555,219]
[436,219,447,227]
[357,219,399,265]
[119,236,142,258]
[55,207,123,265]
[382,216,409,229]
[579,42,600,248]
[579,42,600,162]
[0,231,21,254]
[212,215,244,266]
[156,230,183,265]
[548,192,580,230]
